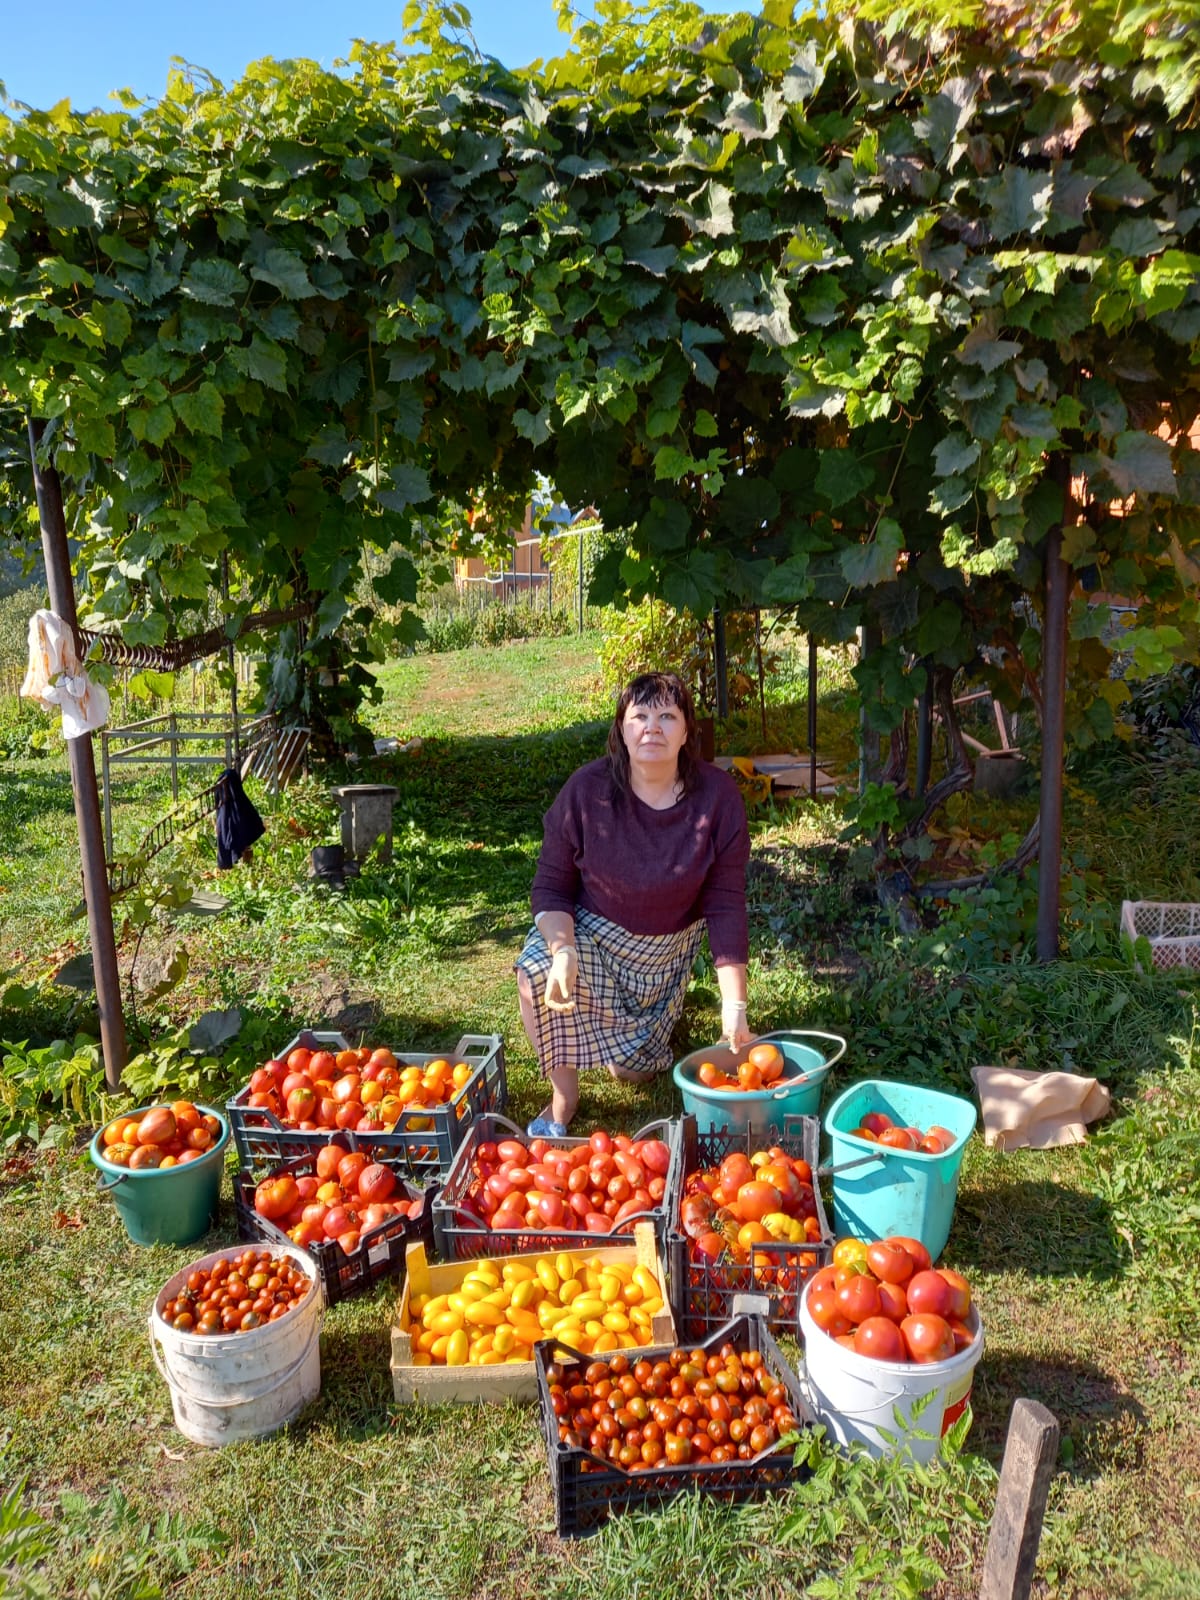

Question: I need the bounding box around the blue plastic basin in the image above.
[673,1030,846,1140]
[823,1079,976,1262]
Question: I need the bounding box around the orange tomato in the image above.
[737,1221,770,1252]
[732,1180,783,1224]
[747,1043,785,1079]
[737,1061,763,1091]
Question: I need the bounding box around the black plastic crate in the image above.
[534,1313,813,1537]
[431,1113,684,1264]
[226,1031,506,1175]
[233,1139,436,1307]
[666,1115,833,1340]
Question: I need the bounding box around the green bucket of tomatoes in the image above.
[91,1101,229,1246]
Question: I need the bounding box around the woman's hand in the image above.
[545,946,578,1011]
[721,997,752,1050]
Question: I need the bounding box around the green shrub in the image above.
[597,597,772,711]
[0,583,43,687]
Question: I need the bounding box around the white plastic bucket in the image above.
[799,1280,983,1463]
[149,1244,325,1446]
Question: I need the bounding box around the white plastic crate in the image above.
[1120,901,1200,973]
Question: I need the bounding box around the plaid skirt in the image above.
[515,908,704,1079]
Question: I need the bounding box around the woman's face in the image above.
[621,695,688,774]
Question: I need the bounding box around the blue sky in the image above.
[3,1,749,112]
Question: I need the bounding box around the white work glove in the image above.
[545,947,578,1012]
[721,999,753,1050]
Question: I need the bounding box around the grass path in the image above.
[0,635,1198,1599]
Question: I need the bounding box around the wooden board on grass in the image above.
[390,1220,675,1404]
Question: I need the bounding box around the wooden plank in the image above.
[390,1221,674,1405]
[979,1398,1060,1600]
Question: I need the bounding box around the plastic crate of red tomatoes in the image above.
[233,1136,437,1308]
[666,1116,833,1340]
[225,1030,506,1176]
[430,1114,684,1264]
[534,1313,814,1537]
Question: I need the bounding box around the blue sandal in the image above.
[527,1114,569,1139]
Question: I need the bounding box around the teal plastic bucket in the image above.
[673,1030,846,1140]
[823,1080,976,1262]
[90,1105,230,1247]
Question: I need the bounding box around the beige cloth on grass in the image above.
[970,1065,1111,1151]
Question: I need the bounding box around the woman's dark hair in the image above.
[606,671,703,796]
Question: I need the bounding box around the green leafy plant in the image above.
[0,1034,105,1148]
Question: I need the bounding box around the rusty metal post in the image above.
[808,633,818,799]
[27,419,128,1088]
[1037,466,1072,962]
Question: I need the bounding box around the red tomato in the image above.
[129,1144,163,1169]
[906,1269,955,1318]
[938,1268,972,1321]
[536,1192,566,1227]
[867,1239,915,1285]
[836,1274,882,1325]
[309,1050,336,1079]
[322,1204,360,1239]
[285,1047,313,1073]
[853,1317,906,1361]
[718,1153,755,1195]
[286,1086,317,1124]
[877,1279,909,1322]
[357,1163,397,1203]
[889,1235,933,1274]
[808,1265,838,1296]
[255,1175,300,1220]
[136,1107,177,1146]
[733,1181,783,1224]
[613,1151,646,1188]
[861,1111,893,1136]
[496,1140,528,1166]
[948,1316,977,1353]
[807,1288,852,1337]
[315,1144,344,1182]
[337,1151,370,1190]
[637,1139,671,1176]
[878,1126,918,1151]
[900,1313,955,1363]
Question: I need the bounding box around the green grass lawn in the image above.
[1,634,1198,1599]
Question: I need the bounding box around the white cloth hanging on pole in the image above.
[21,609,110,738]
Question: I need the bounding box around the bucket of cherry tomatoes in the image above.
[90,1101,229,1246]
[673,1031,847,1137]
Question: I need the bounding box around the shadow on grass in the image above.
[951,1178,1124,1283]
[970,1348,1148,1479]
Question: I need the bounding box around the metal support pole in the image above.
[858,621,882,794]
[807,633,818,799]
[100,731,113,859]
[713,606,729,721]
[1037,487,1071,962]
[27,418,127,1088]
[222,552,240,766]
[577,533,585,633]
[915,672,933,800]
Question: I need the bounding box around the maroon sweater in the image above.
[530,758,750,965]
